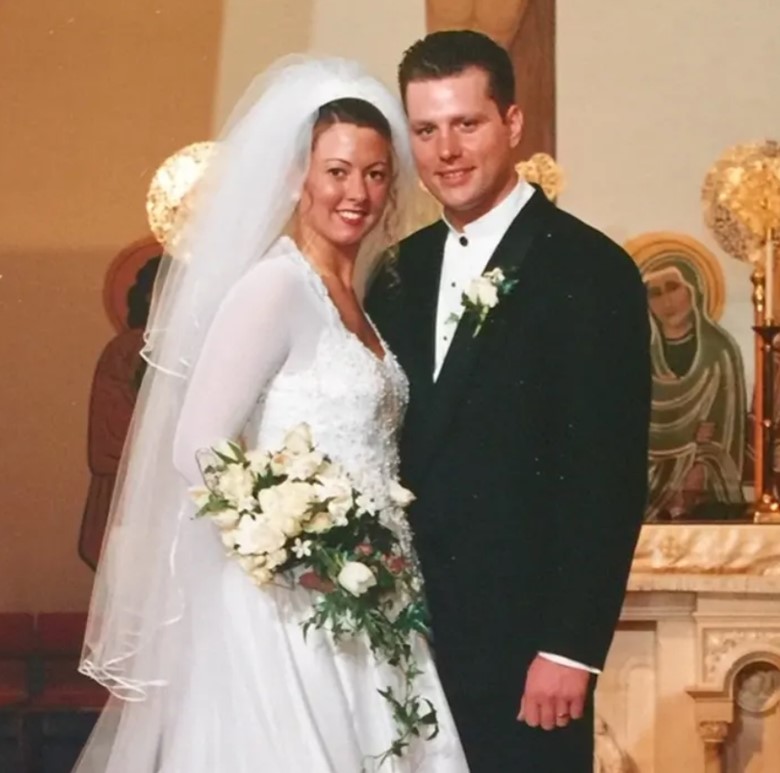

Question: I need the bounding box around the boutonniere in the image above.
[448,268,519,336]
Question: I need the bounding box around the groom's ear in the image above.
[505,105,524,150]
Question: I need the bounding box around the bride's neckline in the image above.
[281,238,388,365]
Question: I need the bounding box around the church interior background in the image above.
[2,1,780,770]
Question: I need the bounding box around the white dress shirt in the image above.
[434,177,534,379]
[433,177,599,675]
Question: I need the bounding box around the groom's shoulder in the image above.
[549,205,639,280]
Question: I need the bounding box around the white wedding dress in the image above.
[120,237,467,772]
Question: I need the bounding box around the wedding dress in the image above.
[80,237,468,772]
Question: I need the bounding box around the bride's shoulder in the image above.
[233,237,311,300]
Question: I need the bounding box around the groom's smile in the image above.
[437,167,476,186]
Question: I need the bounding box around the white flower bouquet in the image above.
[190,423,437,763]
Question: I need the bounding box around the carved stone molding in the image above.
[620,590,696,620]
[703,628,780,683]
[629,524,780,592]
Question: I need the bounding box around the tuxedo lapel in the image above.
[400,221,447,395]
[410,189,554,474]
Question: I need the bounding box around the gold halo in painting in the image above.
[625,232,726,322]
[103,235,164,333]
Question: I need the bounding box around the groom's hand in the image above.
[517,656,589,731]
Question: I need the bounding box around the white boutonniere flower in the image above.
[449,267,519,336]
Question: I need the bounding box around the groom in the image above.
[367,30,651,772]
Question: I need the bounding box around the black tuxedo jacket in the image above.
[367,189,651,690]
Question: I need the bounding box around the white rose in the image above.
[232,516,286,556]
[261,500,303,539]
[303,511,333,534]
[388,481,416,508]
[257,487,283,518]
[316,475,354,525]
[315,474,353,503]
[269,451,291,477]
[466,276,499,308]
[276,514,303,538]
[235,495,258,514]
[337,562,377,597]
[218,464,255,504]
[284,423,314,455]
[282,481,315,516]
[219,528,239,550]
[237,554,267,572]
[260,481,313,520]
[245,449,271,476]
[265,548,288,570]
[250,567,274,586]
[327,499,351,527]
[210,508,240,530]
[286,451,325,481]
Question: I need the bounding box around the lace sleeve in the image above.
[172,258,298,484]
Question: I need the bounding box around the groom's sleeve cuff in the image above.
[538,651,601,674]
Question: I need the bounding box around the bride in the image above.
[75,56,468,772]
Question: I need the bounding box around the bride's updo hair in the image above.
[312,97,393,144]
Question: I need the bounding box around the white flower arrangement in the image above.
[190,423,437,763]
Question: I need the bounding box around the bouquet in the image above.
[189,423,438,763]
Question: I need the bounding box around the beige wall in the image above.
[212,0,424,129]
[309,0,425,93]
[0,1,223,611]
[557,0,780,382]
[213,0,314,129]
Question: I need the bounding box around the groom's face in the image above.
[405,67,522,228]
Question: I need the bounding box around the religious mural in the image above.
[78,236,164,568]
[628,233,749,522]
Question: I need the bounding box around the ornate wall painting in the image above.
[78,236,164,568]
[627,232,749,522]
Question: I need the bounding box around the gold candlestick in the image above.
[753,326,780,522]
[751,266,767,513]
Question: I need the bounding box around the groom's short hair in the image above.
[398,30,516,114]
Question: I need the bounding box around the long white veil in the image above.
[75,55,415,770]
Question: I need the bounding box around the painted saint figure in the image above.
[643,258,746,520]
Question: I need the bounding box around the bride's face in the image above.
[299,122,392,249]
